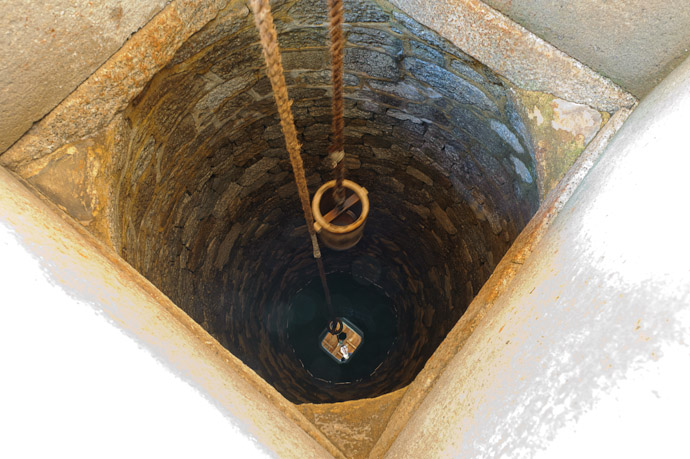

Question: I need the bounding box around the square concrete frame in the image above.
[0,0,639,457]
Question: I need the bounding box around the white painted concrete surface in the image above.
[0,220,269,458]
[0,167,333,458]
[385,56,690,458]
[483,0,690,97]
[0,193,269,458]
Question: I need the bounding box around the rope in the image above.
[328,0,347,205]
[250,0,340,330]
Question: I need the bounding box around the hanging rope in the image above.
[328,0,347,205]
[250,0,342,334]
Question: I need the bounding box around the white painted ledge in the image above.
[384,55,690,458]
[0,167,335,458]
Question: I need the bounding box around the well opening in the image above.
[114,0,538,403]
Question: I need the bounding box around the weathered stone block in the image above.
[276,181,297,198]
[150,89,199,135]
[406,202,431,219]
[387,109,423,124]
[400,119,427,136]
[212,182,242,218]
[169,3,250,66]
[195,75,256,121]
[347,27,403,55]
[239,157,280,187]
[303,123,331,142]
[405,103,449,126]
[181,206,201,247]
[347,123,389,137]
[449,106,503,152]
[392,126,425,148]
[282,49,329,71]
[165,115,197,160]
[216,92,256,122]
[450,155,484,189]
[406,166,434,186]
[287,0,327,25]
[432,201,459,233]
[209,45,262,81]
[291,70,358,86]
[490,119,525,155]
[405,186,433,204]
[449,59,487,84]
[404,58,498,114]
[278,27,328,49]
[392,11,474,61]
[344,104,375,120]
[409,40,445,66]
[262,123,284,141]
[504,93,532,150]
[344,0,390,22]
[510,155,533,183]
[345,48,401,80]
[215,223,242,269]
[290,88,329,103]
[367,79,427,102]
[362,134,392,148]
[131,136,157,186]
[355,99,386,114]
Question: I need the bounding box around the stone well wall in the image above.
[114,0,538,403]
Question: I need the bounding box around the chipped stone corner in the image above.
[14,115,130,252]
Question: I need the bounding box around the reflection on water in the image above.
[287,272,397,384]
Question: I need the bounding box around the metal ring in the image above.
[328,318,343,335]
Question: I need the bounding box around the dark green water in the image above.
[287,272,397,384]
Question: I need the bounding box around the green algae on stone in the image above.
[512,89,608,198]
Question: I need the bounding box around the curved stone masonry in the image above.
[115,0,538,403]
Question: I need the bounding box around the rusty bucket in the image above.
[312,179,369,251]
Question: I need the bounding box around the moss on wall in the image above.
[512,89,609,198]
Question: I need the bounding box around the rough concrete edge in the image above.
[297,388,408,459]
[0,2,170,154]
[383,0,637,113]
[0,0,230,170]
[368,105,635,459]
[2,166,346,459]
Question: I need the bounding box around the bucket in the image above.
[312,179,369,250]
